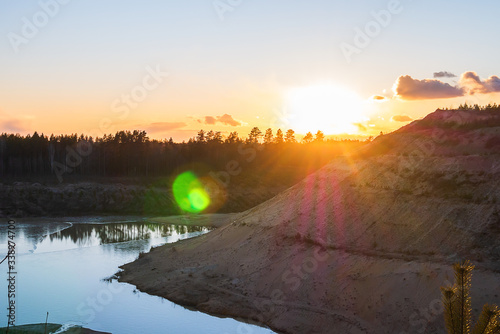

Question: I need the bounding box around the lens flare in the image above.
[173,172,211,213]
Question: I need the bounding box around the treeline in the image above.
[441,103,500,111]
[430,103,500,132]
[0,128,365,182]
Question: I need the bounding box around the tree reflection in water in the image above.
[47,222,208,246]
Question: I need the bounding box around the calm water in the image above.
[0,219,274,334]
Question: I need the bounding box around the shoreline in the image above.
[10,213,238,229]
[118,232,287,334]
[117,220,372,334]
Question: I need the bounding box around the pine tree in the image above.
[442,261,500,334]
[472,305,500,334]
[314,130,325,143]
[274,129,284,144]
[196,130,206,142]
[225,131,240,144]
[247,127,263,144]
[285,129,296,143]
[302,132,313,144]
[206,130,215,142]
[264,128,274,144]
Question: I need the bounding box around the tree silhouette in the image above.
[225,131,241,144]
[302,132,313,144]
[448,103,500,112]
[247,127,263,144]
[0,129,364,181]
[206,130,215,142]
[264,128,273,144]
[209,131,223,144]
[274,129,284,144]
[285,129,296,143]
[441,261,500,334]
[314,130,325,143]
[196,130,206,142]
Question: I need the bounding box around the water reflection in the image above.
[47,223,207,246]
[0,221,210,256]
[0,220,274,334]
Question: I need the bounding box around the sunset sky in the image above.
[1,0,500,141]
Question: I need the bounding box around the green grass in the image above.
[0,323,61,334]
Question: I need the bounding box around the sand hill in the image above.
[120,109,500,334]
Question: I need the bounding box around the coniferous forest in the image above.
[0,128,365,217]
[0,128,364,181]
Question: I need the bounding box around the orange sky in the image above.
[1,1,500,141]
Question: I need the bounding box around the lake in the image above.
[0,218,275,334]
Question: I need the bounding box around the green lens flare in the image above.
[172,172,211,213]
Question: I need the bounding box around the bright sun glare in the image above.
[284,84,367,135]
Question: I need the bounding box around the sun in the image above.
[283,84,367,135]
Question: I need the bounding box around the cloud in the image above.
[1,119,29,133]
[370,95,388,102]
[145,122,187,133]
[353,123,367,132]
[459,71,500,95]
[393,75,464,100]
[390,71,500,101]
[433,71,457,78]
[217,114,241,126]
[201,114,241,127]
[204,116,217,125]
[391,115,413,122]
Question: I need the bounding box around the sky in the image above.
[1,0,500,141]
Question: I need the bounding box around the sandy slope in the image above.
[120,109,500,334]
